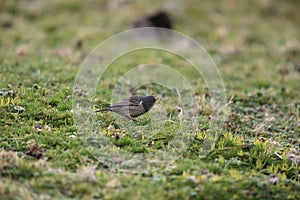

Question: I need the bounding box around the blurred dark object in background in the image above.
[133,11,173,29]
[1,20,13,29]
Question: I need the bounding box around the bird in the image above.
[96,95,157,122]
[132,11,173,29]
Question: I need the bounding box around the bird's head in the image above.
[141,95,157,111]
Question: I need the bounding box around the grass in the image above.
[1,0,300,199]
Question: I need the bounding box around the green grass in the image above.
[1,0,300,199]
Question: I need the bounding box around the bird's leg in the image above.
[125,115,137,123]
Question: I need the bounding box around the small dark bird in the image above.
[96,95,157,122]
[133,11,173,29]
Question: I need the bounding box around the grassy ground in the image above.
[1,0,300,199]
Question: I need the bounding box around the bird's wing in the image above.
[126,96,142,106]
[110,98,140,108]
[111,100,130,108]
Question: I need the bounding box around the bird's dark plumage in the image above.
[96,95,157,122]
[141,96,156,112]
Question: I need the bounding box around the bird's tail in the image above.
[95,107,112,112]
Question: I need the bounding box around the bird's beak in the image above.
[154,95,159,101]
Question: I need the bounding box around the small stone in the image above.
[14,105,25,112]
